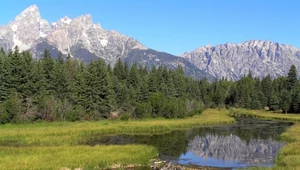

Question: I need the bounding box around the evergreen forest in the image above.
[0,47,299,124]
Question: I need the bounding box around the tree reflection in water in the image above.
[84,118,292,168]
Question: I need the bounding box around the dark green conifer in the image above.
[287,65,298,91]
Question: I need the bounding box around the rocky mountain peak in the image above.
[0,4,144,63]
[59,16,72,24]
[15,4,41,23]
[73,14,103,30]
[20,4,39,14]
[75,14,92,23]
[243,40,275,48]
[6,4,45,51]
[182,40,300,80]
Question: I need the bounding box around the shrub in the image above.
[174,98,187,118]
[58,99,77,121]
[18,98,39,123]
[65,106,85,122]
[0,111,10,124]
[149,93,165,118]
[37,95,59,121]
[120,112,130,121]
[210,103,216,109]
[0,92,22,123]
[134,102,152,119]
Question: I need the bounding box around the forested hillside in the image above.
[0,46,299,124]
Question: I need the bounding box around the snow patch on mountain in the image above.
[100,39,108,46]
[11,24,18,32]
[60,16,72,24]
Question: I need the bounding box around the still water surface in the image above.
[85,118,293,169]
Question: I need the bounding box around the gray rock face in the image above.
[187,134,285,166]
[0,5,48,52]
[181,40,300,80]
[0,5,147,65]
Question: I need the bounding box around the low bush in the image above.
[120,112,131,121]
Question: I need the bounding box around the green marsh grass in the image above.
[232,108,300,122]
[0,145,157,170]
[0,109,234,169]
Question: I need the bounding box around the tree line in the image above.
[0,47,299,123]
[0,47,204,123]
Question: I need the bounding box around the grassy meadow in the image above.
[233,109,300,170]
[0,145,157,170]
[0,109,234,169]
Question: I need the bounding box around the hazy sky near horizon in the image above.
[0,0,299,55]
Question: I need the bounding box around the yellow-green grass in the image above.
[232,108,300,122]
[233,109,300,170]
[0,145,157,170]
[0,109,234,169]
[275,124,300,169]
[0,109,235,146]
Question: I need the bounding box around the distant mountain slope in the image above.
[125,49,216,80]
[181,40,300,80]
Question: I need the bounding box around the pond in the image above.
[83,118,293,169]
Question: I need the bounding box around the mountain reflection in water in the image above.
[83,118,292,168]
[180,134,285,168]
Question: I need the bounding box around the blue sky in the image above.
[0,0,299,55]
